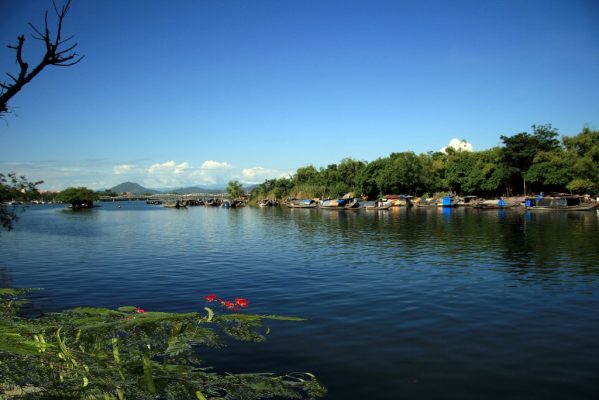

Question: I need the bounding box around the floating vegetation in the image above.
[0,289,325,399]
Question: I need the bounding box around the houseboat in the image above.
[525,194,598,211]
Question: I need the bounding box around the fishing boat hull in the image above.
[472,199,520,209]
[525,195,598,211]
[365,204,392,210]
[288,203,318,208]
[163,202,186,209]
[526,203,598,211]
[287,199,318,208]
[320,198,361,210]
[437,196,458,207]
[473,203,520,209]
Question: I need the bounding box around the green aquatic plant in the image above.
[0,289,325,399]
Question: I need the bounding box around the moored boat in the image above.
[204,199,221,207]
[223,199,245,208]
[320,198,361,210]
[287,199,318,208]
[184,199,204,206]
[524,194,598,211]
[163,200,186,208]
[472,198,520,209]
[365,199,393,210]
[365,204,392,210]
[383,194,413,207]
[437,195,458,207]
[258,199,279,207]
[413,197,436,207]
[457,195,480,206]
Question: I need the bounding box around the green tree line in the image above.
[251,124,598,200]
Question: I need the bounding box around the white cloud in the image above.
[2,158,287,191]
[201,160,232,169]
[141,160,193,187]
[173,162,189,174]
[241,166,291,183]
[440,138,474,153]
[189,161,234,185]
[188,170,217,185]
[113,164,135,175]
[147,160,189,174]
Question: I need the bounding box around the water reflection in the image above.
[0,266,13,288]
[283,206,599,282]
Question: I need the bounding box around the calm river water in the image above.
[1,202,599,399]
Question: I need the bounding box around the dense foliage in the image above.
[226,181,244,199]
[55,187,99,209]
[250,125,599,200]
[0,289,325,399]
[0,173,43,231]
[96,189,118,197]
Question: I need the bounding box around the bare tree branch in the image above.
[28,22,46,41]
[6,73,19,83]
[55,43,78,56]
[0,0,82,115]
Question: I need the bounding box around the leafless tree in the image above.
[0,0,83,115]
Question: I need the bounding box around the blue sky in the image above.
[1,0,598,190]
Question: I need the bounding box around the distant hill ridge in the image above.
[109,182,225,195]
[167,186,226,195]
[110,182,159,195]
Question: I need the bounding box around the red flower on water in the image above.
[134,307,145,314]
[203,294,218,302]
[235,298,249,308]
[203,293,249,311]
[223,300,235,310]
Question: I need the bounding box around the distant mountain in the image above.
[166,186,225,195]
[110,182,159,195]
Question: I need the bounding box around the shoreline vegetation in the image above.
[250,125,598,202]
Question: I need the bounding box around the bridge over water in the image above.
[98,193,229,202]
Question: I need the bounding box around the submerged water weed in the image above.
[0,289,326,399]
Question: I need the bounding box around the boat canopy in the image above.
[526,195,583,208]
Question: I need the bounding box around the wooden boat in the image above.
[344,200,362,210]
[365,199,392,210]
[223,199,245,208]
[437,195,458,207]
[457,196,480,206]
[320,198,361,210]
[204,199,221,207]
[413,197,436,207]
[184,199,203,206]
[287,199,318,208]
[383,194,413,207]
[472,199,520,209]
[525,195,598,211]
[365,204,392,210]
[258,199,279,207]
[163,201,186,208]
